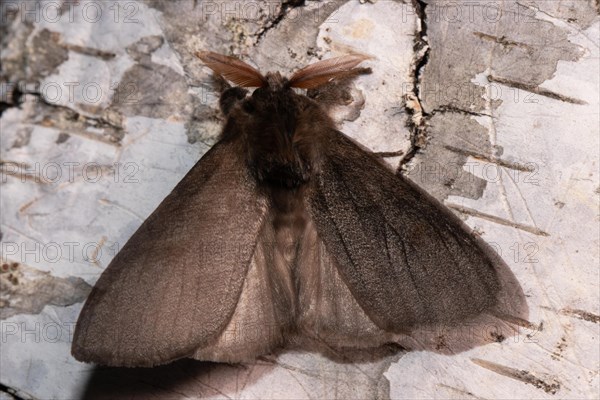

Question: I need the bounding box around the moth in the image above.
[72,52,527,367]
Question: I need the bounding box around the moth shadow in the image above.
[80,358,273,399]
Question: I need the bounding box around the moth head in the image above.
[196,51,371,187]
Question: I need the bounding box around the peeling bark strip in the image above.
[445,203,549,236]
[560,308,600,324]
[5,93,124,145]
[444,145,536,172]
[487,75,588,105]
[375,150,404,158]
[471,358,561,395]
[473,31,533,51]
[437,383,488,400]
[61,44,116,60]
[0,262,92,320]
[492,312,541,332]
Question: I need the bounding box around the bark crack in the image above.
[30,91,124,131]
[0,82,24,117]
[4,89,125,145]
[0,382,37,400]
[400,0,431,170]
[254,0,306,44]
[430,105,492,118]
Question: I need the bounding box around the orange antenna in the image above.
[196,51,267,88]
[288,54,370,89]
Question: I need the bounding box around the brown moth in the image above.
[71,52,528,367]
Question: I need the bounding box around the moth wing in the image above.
[307,130,526,334]
[191,212,294,362]
[72,138,269,367]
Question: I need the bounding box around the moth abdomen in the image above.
[255,159,311,188]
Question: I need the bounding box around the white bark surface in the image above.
[0,0,598,399]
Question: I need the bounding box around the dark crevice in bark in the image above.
[0,84,24,117]
[0,382,33,400]
[399,0,431,171]
[431,105,492,118]
[27,90,123,133]
[254,0,306,44]
[412,0,430,109]
[0,86,124,144]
